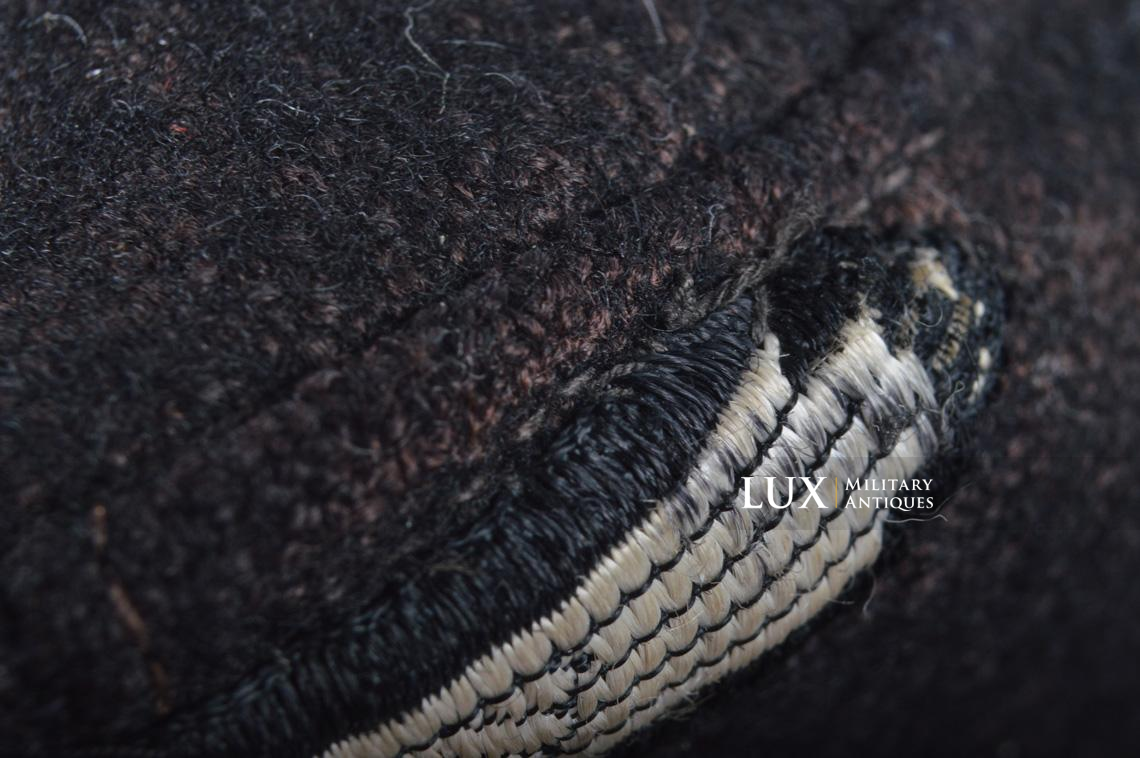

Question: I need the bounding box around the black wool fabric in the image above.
[2,0,1138,755]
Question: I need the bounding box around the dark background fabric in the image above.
[1,0,1137,753]
[623,1,1140,754]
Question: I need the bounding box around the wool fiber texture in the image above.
[2,0,1139,756]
